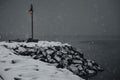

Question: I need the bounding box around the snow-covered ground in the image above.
[0,41,84,80]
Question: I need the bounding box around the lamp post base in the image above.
[26,38,39,42]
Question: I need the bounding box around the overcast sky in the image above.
[0,0,120,39]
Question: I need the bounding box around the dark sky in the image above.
[0,0,120,38]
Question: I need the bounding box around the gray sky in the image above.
[0,0,120,39]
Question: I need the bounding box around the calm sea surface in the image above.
[78,40,120,80]
[1,35,120,80]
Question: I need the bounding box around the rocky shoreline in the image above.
[2,41,103,79]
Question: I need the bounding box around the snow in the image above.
[0,41,71,48]
[0,42,84,80]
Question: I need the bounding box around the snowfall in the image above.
[0,41,103,80]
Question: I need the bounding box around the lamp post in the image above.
[29,4,34,40]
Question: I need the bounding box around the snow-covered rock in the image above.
[0,41,103,80]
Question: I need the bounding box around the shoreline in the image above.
[0,41,104,80]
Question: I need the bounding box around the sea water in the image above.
[78,40,120,80]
